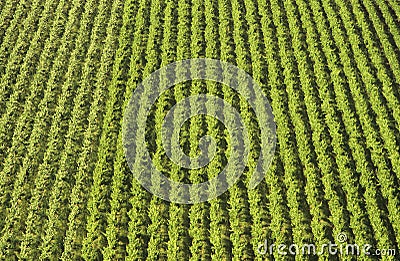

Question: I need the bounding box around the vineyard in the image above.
[0,0,400,259]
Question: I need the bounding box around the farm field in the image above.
[0,0,400,259]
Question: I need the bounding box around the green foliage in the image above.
[0,0,399,259]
